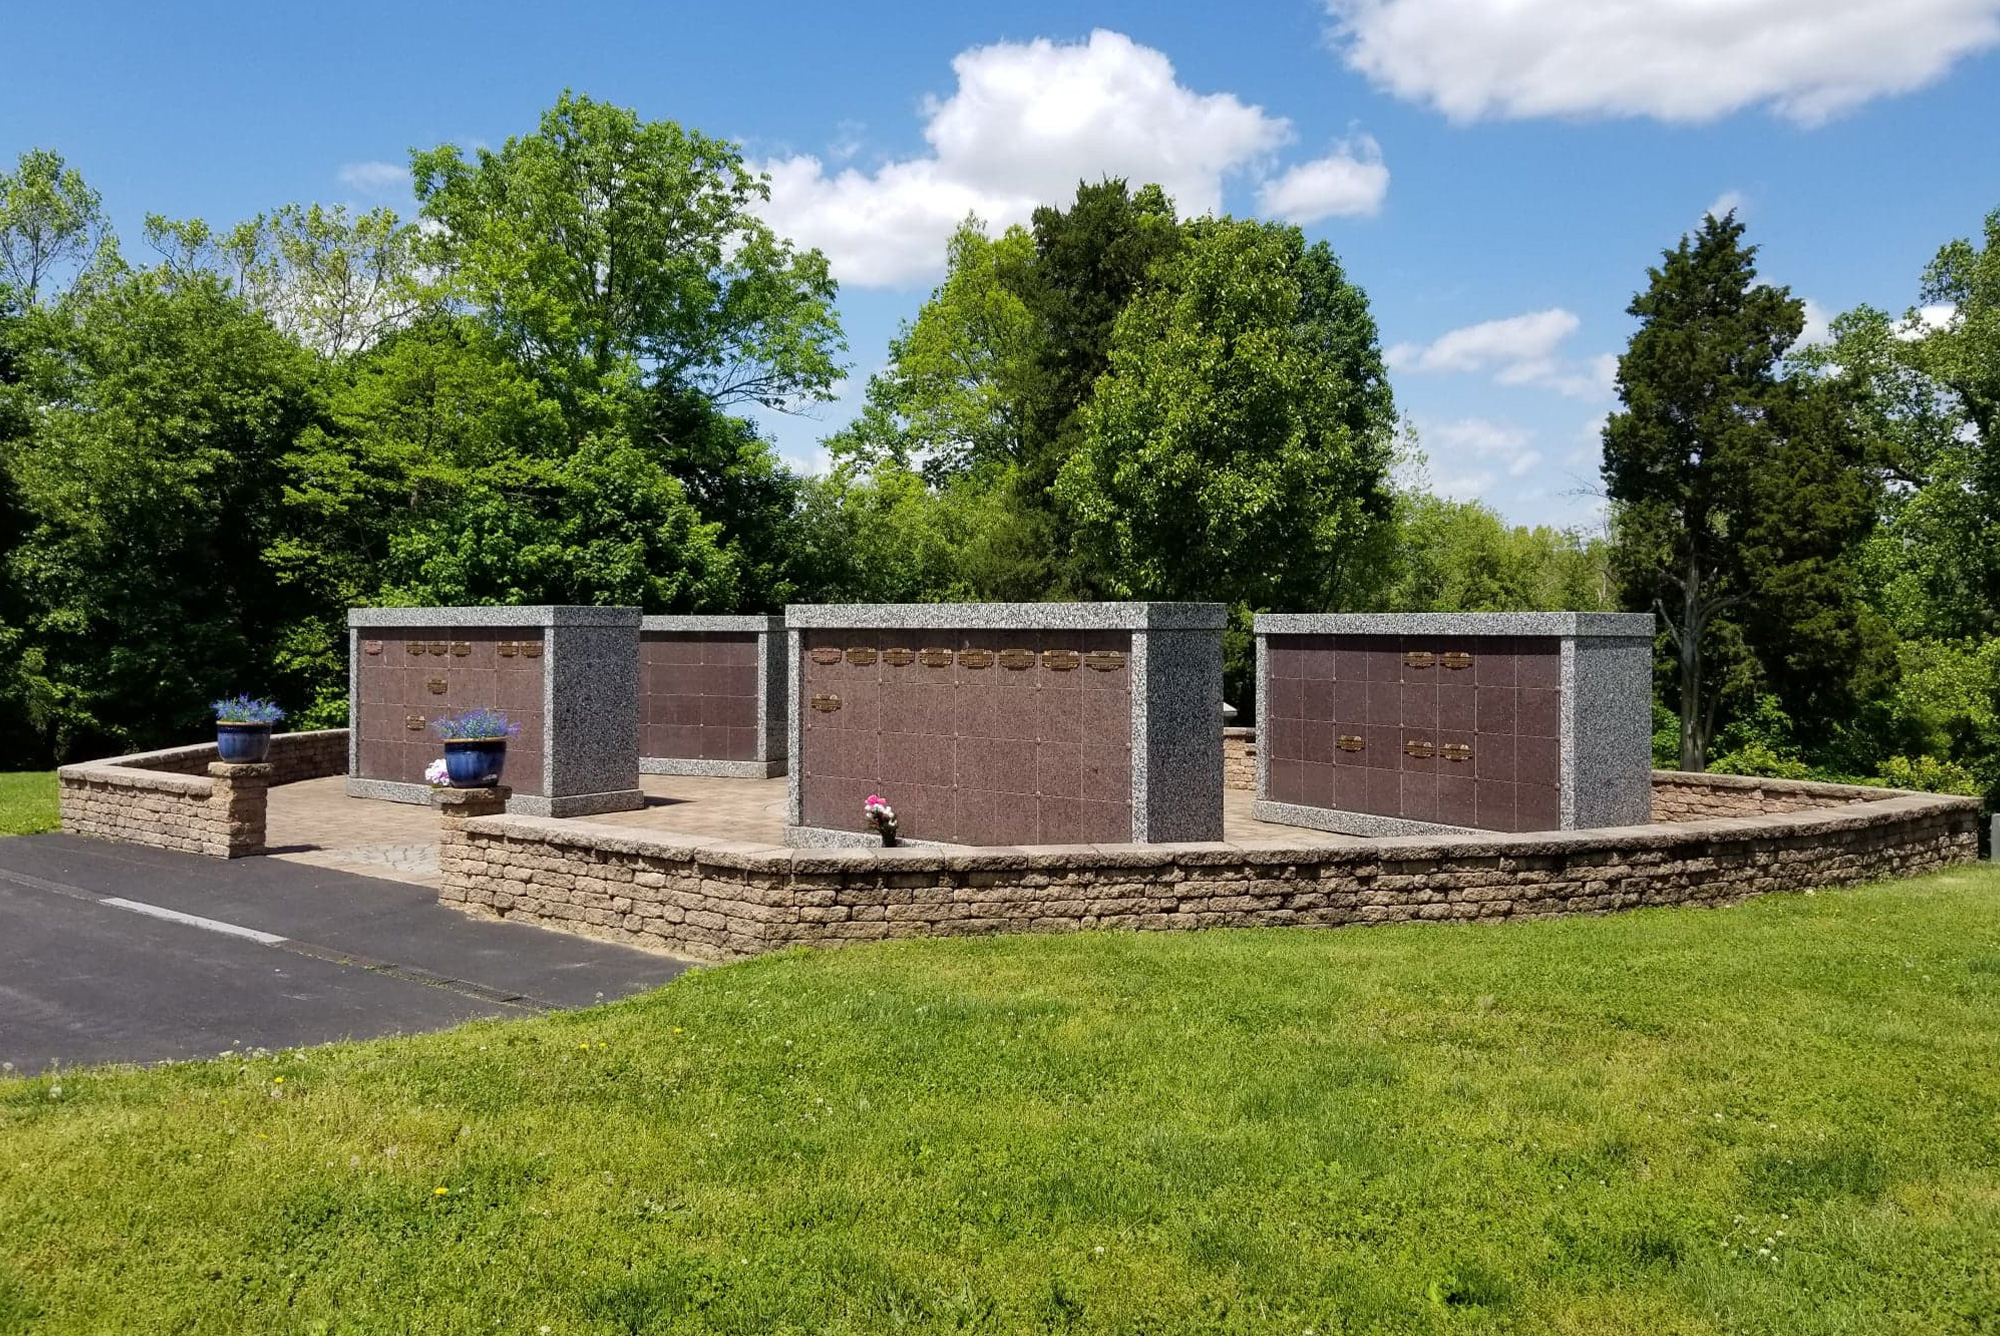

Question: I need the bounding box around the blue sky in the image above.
[5,0,1999,528]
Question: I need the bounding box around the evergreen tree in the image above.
[1603,213,1890,770]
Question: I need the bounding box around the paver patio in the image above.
[264,773,1364,886]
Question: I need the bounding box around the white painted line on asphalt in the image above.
[98,897,289,946]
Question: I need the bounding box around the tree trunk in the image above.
[1677,554,1708,771]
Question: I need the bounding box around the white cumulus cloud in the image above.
[337,161,412,194]
[1256,135,1389,222]
[1389,310,1616,400]
[756,30,1373,287]
[1325,0,2000,124]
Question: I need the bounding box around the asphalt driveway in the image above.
[0,833,692,1071]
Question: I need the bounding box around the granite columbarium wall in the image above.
[783,602,1226,846]
[1253,612,1656,837]
[348,606,644,817]
[639,615,787,778]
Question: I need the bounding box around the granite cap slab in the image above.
[1253,611,1655,638]
[641,614,785,632]
[786,602,1227,630]
[350,605,641,628]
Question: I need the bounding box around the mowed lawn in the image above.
[0,771,57,836]
[4,870,2000,1334]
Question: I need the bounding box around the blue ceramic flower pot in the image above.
[444,738,508,788]
[216,722,273,763]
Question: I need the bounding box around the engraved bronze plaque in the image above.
[845,647,878,667]
[404,714,426,731]
[809,693,842,713]
[1042,648,1081,671]
[406,641,425,656]
[882,647,915,667]
[997,648,1035,670]
[1404,650,1435,669]
[1441,742,1473,762]
[520,642,543,659]
[363,640,382,655]
[809,647,842,666]
[918,648,953,668]
[426,677,447,695]
[451,642,470,657]
[1083,650,1126,672]
[1336,734,1366,753]
[498,641,518,657]
[959,648,995,669]
[426,641,448,656]
[1404,738,1436,758]
[1440,651,1474,670]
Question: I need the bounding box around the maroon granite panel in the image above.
[799,627,1132,844]
[355,628,546,795]
[1266,631,1568,831]
[640,631,759,762]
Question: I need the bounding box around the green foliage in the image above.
[825,219,1039,481]
[0,149,110,305]
[412,90,843,423]
[1056,217,1395,608]
[1366,489,1613,614]
[1605,212,1891,770]
[3,264,322,760]
[8,871,2000,1331]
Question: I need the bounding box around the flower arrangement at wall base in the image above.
[424,758,450,787]
[431,708,521,789]
[864,794,898,847]
[211,696,286,763]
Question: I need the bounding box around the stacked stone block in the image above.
[56,728,349,859]
[436,773,1979,960]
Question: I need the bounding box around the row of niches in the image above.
[1264,680,1560,736]
[359,636,545,661]
[1266,635,1558,689]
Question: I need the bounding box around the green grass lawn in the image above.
[0,771,57,836]
[4,869,1999,1334]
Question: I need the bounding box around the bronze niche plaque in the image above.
[520,642,544,659]
[406,641,425,656]
[1082,650,1127,672]
[498,641,518,657]
[426,641,448,656]
[809,647,843,666]
[997,648,1035,670]
[959,648,995,669]
[1042,648,1081,671]
[1441,742,1473,762]
[1337,734,1366,753]
[1404,650,1435,670]
[1404,738,1436,758]
[404,714,426,731]
[809,693,842,713]
[363,640,382,655]
[918,647,953,668]
[881,647,915,667]
[451,642,471,657]
[845,646,878,667]
[426,677,447,695]
[1440,651,1474,670]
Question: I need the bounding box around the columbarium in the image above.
[347,605,645,817]
[639,614,788,777]
[1252,612,1655,836]
[785,603,1226,847]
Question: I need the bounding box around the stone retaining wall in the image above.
[57,729,349,858]
[1223,727,1256,791]
[437,772,1981,960]
[1649,770,1890,820]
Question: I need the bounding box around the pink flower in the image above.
[866,794,884,806]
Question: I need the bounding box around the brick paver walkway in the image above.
[265,773,1357,883]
